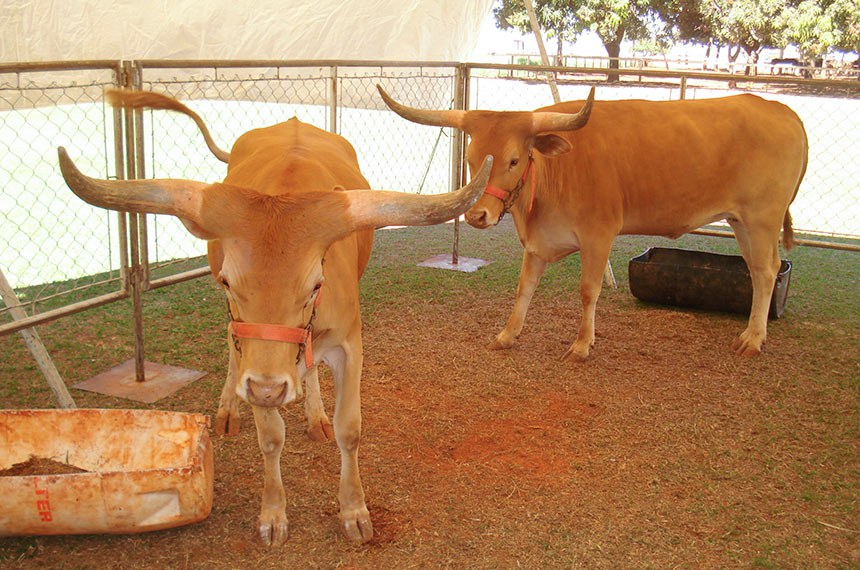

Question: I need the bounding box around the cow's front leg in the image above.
[251,405,288,546]
[215,346,241,436]
[326,342,373,543]
[304,367,334,442]
[563,239,613,361]
[490,249,548,350]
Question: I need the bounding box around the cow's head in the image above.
[58,147,491,407]
[377,85,595,228]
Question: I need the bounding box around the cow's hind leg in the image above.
[729,220,781,356]
[327,343,373,544]
[562,238,613,362]
[304,367,334,442]
[251,405,289,546]
[490,250,548,350]
[215,347,241,436]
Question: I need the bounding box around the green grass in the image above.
[365,220,860,326]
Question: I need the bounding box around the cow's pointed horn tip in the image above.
[57,147,75,176]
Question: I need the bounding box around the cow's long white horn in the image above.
[58,146,208,219]
[377,85,467,130]
[347,155,493,229]
[531,86,596,134]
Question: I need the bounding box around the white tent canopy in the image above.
[2,0,494,63]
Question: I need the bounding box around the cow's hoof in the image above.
[561,339,591,362]
[561,345,589,362]
[307,416,334,443]
[731,334,763,357]
[339,507,374,544]
[488,334,514,350]
[214,409,240,436]
[258,511,289,547]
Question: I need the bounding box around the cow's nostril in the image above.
[246,378,288,407]
[467,208,489,228]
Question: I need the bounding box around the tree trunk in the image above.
[743,45,761,76]
[727,45,741,89]
[556,35,563,67]
[604,38,622,82]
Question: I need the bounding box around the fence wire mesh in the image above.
[0,64,124,329]
[1,60,858,335]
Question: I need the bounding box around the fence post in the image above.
[450,65,468,265]
[329,66,338,134]
[122,60,147,383]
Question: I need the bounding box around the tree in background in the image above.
[656,0,787,74]
[494,0,652,81]
[576,0,652,80]
[780,0,860,63]
[493,0,860,78]
[494,0,581,64]
[829,0,860,53]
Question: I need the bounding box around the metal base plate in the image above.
[417,254,492,273]
[73,359,207,404]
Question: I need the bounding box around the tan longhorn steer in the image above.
[378,85,807,360]
[58,89,491,545]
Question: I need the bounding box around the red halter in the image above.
[228,289,322,370]
[482,155,537,215]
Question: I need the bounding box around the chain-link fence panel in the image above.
[338,67,458,195]
[0,63,124,331]
[465,66,860,243]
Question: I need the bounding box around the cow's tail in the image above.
[105,89,231,164]
[782,210,794,251]
[782,121,809,252]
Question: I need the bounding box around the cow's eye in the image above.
[220,277,230,290]
[510,158,519,168]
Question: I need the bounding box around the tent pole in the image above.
[523,0,560,103]
[523,0,616,289]
[0,268,76,408]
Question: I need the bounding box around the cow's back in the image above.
[535,94,806,237]
[226,118,369,194]
[216,118,374,277]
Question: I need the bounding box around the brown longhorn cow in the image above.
[378,85,807,360]
[58,90,491,546]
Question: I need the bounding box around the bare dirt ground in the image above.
[1,221,858,569]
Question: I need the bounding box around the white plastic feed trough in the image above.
[0,409,213,536]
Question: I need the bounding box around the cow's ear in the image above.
[533,134,572,157]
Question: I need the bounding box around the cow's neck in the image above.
[508,155,541,237]
[508,157,581,262]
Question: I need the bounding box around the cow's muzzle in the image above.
[244,374,293,407]
[465,205,496,229]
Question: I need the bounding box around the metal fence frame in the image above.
[1,61,130,334]
[2,58,859,399]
